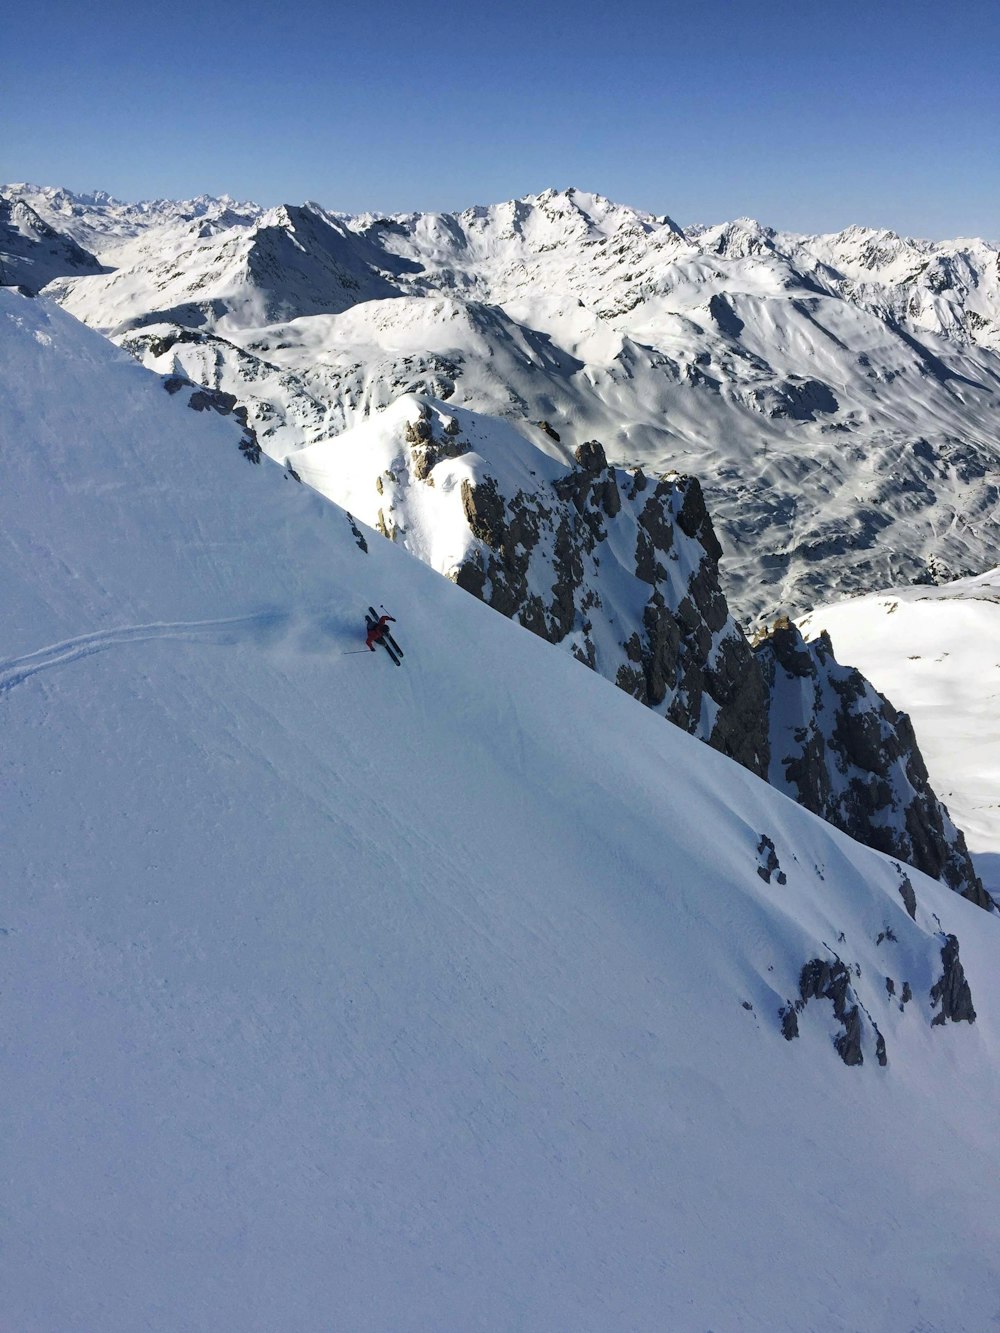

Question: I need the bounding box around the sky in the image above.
[4,0,999,237]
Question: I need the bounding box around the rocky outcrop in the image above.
[164,376,262,463]
[781,956,886,1067]
[784,922,981,1066]
[755,618,990,909]
[929,934,976,1025]
[348,399,769,775]
[440,422,770,776]
[289,393,989,911]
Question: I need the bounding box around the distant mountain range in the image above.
[5,182,997,624]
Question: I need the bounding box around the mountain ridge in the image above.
[11,180,997,621]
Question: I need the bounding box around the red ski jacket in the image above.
[365,614,396,651]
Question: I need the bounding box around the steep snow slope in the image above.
[802,572,1000,897]
[287,389,989,909]
[3,290,1000,1332]
[289,393,771,776]
[31,184,1000,619]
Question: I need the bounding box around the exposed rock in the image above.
[929,934,976,1025]
[411,434,470,482]
[392,412,773,776]
[756,834,787,885]
[674,475,723,563]
[460,477,509,552]
[164,377,262,463]
[708,293,745,339]
[742,377,839,422]
[797,958,866,1066]
[756,618,989,908]
[0,196,106,289]
[779,1005,799,1040]
[350,398,986,899]
[894,866,918,920]
[346,513,368,553]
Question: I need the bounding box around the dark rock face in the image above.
[163,376,262,463]
[799,959,866,1066]
[446,436,770,777]
[782,957,887,1068]
[346,513,368,553]
[929,935,976,1025]
[896,871,918,920]
[407,419,469,481]
[756,834,787,885]
[708,293,745,339]
[368,400,989,913]
[742,377,839,421]
[755,619,990,910]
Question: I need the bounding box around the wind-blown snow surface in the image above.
[802,574,1000,897]
[3,290,1000,1331]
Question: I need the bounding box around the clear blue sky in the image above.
[5,0,998,237]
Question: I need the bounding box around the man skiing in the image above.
[365,613,396,652]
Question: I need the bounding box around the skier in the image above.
[365,613,396,652]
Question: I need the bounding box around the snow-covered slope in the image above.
[291,393,770,776]
[4,288,1000,1331]
[46,202,409,334]
[24,183,1000,620]
[802,572,1000,898]
[792,223,1000,353]
[289,389,987,906]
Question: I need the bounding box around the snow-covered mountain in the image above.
[0,195,105,290]
[1,181,261,260]
[790,223,1000,352]
[5,183,996,897]
[4,285,1000,1332]
[290,393,770,776]
[11,182,999,621]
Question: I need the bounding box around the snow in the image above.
[18,182,1000,621]
[802,573,1000,896]
[4,288,1000,1330]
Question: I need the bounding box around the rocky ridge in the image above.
[289,394,988,907]
[755,618,990,908]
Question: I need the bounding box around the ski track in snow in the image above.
[0,612,300,693]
